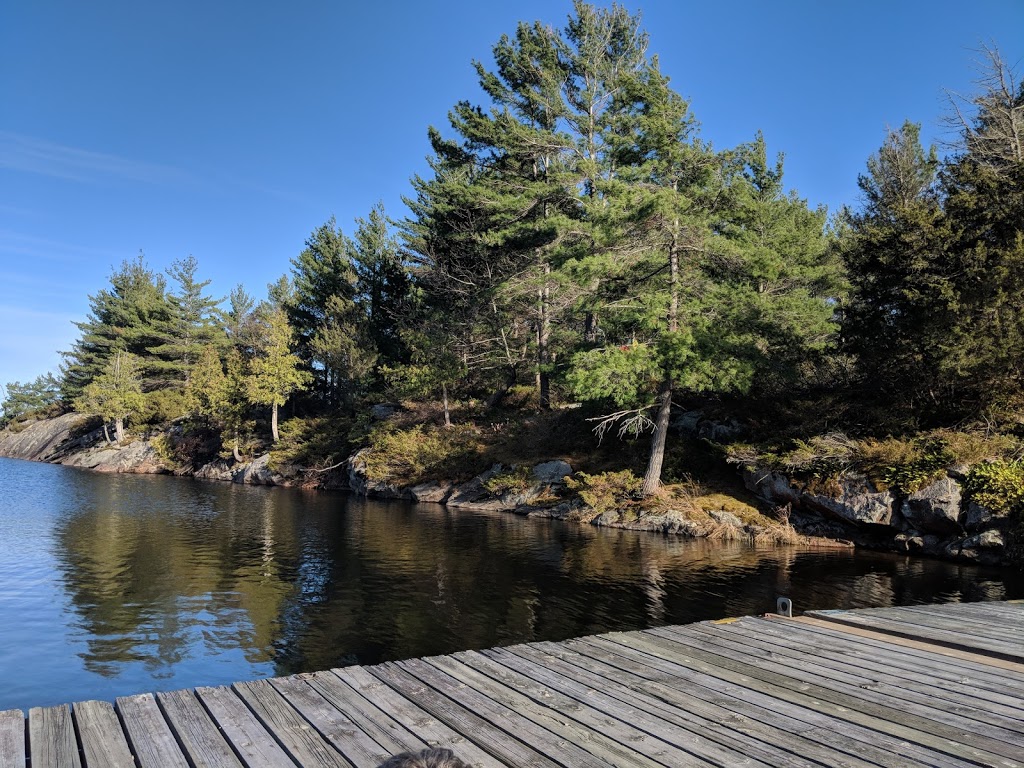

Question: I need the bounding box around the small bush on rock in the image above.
[564,470,643,514]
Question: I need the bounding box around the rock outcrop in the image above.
[742,462,1013,565]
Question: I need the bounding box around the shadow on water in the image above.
[1,456,1022,709]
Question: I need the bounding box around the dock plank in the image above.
[27,704,81,768]
[714,618,1024,718]
[0,710,24,768]
[369,661,558,767]
[197,685,297,768]
[648,625,1022,765]
[268,675,392,768]
[157,688,244,768]
[234,679,350,767]
[117,692,190,768]
[300,671,428,758]
[336,667,500,767]
[570,634,944,768]
[74,700,135,768]
[427,653,665,768]
[633,628,1009,767]
[809,607,1024,662]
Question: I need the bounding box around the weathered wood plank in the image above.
[399,657,617,767]
[648,625,1022,765]
[546,636,907,768]
[511,641,819,768]
[427,653,664,768]
[455,649,712,768]
[195,685,296,768]
[369,661,558,767]
[808,608,1024,662]
[662,622,1024,755]
[788,615,1024,680]
[335,667,500,768]
[571,634,946,768]
[74,700,135,768]
[776,615,1024,693]
[690,621,1024,730]
[0,710,25,768]
[627,628,1004,767]
[233,679,350,767]
[300,671,427,758]
[487,645,750,767]
[268,675,392,768]
[860,606,1024,644]
[28,704,81,768]
[116,692,190,768]
[156,688,244,768]
[717,618,1024,717]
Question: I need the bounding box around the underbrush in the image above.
[728,428,1021,495]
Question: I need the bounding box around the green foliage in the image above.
[482,465,534,495]
[564,470,643,514]
[1,373,61,426]
[246,306,311,440]
[137,387,189,426]
[74,350,146,441]
[362,424,486,485]
[963,460,1024,514]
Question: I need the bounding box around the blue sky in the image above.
[1,0,1021,387]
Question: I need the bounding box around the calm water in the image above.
[0,456,1022,711]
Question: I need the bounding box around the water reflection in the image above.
[1,456,1022,710]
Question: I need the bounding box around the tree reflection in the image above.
[51,471,1024,690]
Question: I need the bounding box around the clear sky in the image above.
[1,0,1021,387]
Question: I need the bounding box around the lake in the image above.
[1,455,1021,711]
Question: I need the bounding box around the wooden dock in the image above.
[2,601,1022,767]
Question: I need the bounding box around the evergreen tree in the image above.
[937,49,1024,417]
[287,219,361,407]
[148,255,225,388]
[247,306,311,442]
[839,121,947,417]
[351,203,411,369]
[1,373,61,425]
[75,350,145,444]
[60,254,170,399]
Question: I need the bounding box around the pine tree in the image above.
[148,255,225,388]
[351,203,411,369]
[1,373,61,425]
[60,254,170,399]
[247,306,311,442]
[75,350,145,444]
[840,121,946,417]
[287,218,361,407]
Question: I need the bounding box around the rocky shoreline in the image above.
[2,413,1015,564]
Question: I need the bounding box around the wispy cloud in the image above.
[0,131,192,185]
[0,229,121,263]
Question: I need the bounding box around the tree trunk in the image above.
[233,435,243,462]
[641,379,672,497]
[271,403,279,442]
[584,312,598,343]
[538,262,551,410]
[114,417,125,444]
[485,369,516,408]
[102,423,111,445]
[442,382,451,428]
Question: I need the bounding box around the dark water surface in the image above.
[1,456,1022,710]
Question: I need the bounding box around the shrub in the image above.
[564,470,642,514]
[482,465,533,495]
[962,460,1024,514]
[363,424,486,485]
